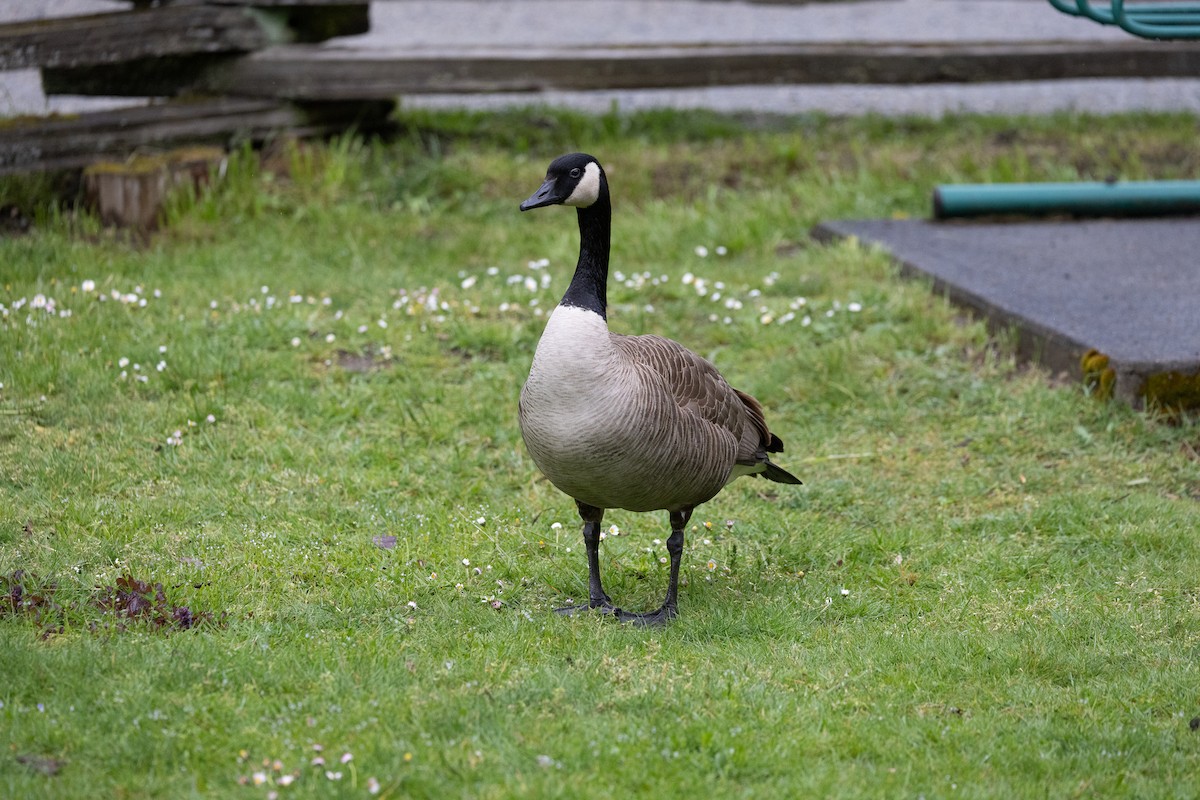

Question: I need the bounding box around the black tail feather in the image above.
[761,461,802,485]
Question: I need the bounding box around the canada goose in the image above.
[519,152,801,626]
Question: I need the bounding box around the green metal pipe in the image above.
[933,180,1200,219]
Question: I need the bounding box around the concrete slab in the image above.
[812,217,1200,410]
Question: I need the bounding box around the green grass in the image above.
[2,108,1199,799]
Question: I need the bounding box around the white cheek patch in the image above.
[563,161,602,207]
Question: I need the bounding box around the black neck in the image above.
[559,190,611,319]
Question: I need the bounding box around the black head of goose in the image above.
[519,152,801,626]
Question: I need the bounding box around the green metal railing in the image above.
[1048,0,1200,38]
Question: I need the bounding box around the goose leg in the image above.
[617,507,691,627]
[555,501,618,616]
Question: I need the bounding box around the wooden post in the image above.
[82,147,226,230]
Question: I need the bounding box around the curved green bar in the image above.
[1112,0,1200,37]
[932,180,1200,219]
[1049,0,1200,37]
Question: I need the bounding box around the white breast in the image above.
[520,306,625,449]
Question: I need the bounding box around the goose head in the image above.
[520,153,606,211]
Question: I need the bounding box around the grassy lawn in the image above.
[2,108,1199,798]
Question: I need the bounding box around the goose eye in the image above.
[569,168,582,178]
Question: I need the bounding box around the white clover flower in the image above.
[716,245,728,256]
[694,245,709,257]
[461,276,477,289]
[81,280,96,293]
[848,302,863,312]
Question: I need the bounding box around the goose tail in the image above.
[761,460,802,485]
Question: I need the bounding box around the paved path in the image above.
[4,0,1200,116]
[364,0,1200,116]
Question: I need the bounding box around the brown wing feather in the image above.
[612,333,778,462]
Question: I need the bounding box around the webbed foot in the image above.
[614,603,677,627]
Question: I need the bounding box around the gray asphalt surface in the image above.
[4,0,1200,117]
[816,218,1200,403]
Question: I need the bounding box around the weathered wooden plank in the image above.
[42,56,243,98]
[125,1,372,43]
[0,5,270,71]
[0,2,368,71]
[187,40,1200,100]
[0,97,394,175]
